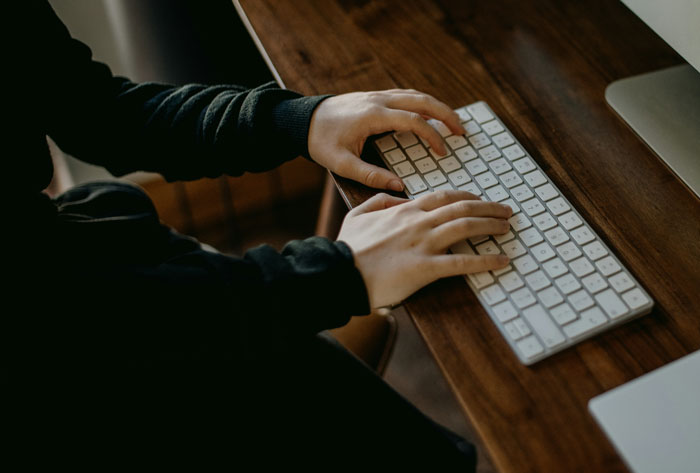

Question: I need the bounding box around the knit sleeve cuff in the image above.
[270,94,334,159]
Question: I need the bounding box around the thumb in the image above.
[336,150,404,191]
[350,192,409,216]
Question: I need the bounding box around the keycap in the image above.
[492,132,515,148]
[486,185,509,202]
[622,288,650,309]
[570,257,595,277]
[425,170,447,186]
[500,272,525,292]
[512,254,539,275]
[405,144,428,161]
[501,171,523,188]
[493,300,518,322]
[571,226,595,245]
[595,256,621,277]
[479,145,502,161]
[437,156,462,174]
[376,135,398,152]
[522,198,546,216]
[466,158,488,175]
[559,211,583,231]
[469,133,491,149]
[502,239,527,258]
[538,286,564,308]
[393,161,415,177]
[481,285,507,305]
[448,169,471,186]
[385,148,407,164]
[468,271,495,289]
[495,230,515,244]
[554,273,581,295]
[524,171,547,188]
[544,227,569,246]
[523,305,565,347]
[532,242,556,262]
[609,272,635,293]
[534,212,557,231]
[569,290,595,311]
[562,307,607,339]
[464,121,481,135]
[512,287,537,309]
[535,183,558,201]
[502,144,525,161]
[525,270,551,291]
[446,135,468,150]
[547,197,570,216]
[482,120,504,135]
[519,227,544,247]
[557,241,582,262]
[542,257,568,279]
[415,157,438,173]
[476,241,500,256]
[595,289,629,319]
[459,183,481,196]
[395,131,419,147]
[455,146,478,162]
[512,184,535,202]
[476,172,498,189]
[490,158,512,174]
[583,241,608,260]
[466,102,495,123]
[550,303,577,325]
[513,157,536,173]
[402,174,428,194]
[516,336,544,360]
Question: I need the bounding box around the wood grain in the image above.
[237,1,700,472]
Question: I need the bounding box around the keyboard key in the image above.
[403,174,428,194]
[563,308,607,339]
[455,146,478,162]
[513,157,536,174]
[554,273,581,295]
[438,156,462,173]
[376,135,397,152]
[516,336,544,360]
[430,146,451,159]
[501,199,520,214]
[569,290,595,312]
[559,211,583,231]
[469,132,491,149]
[468,271,494,289]
[570,257,595,277]
[501,170,523,188]
[481,284,507,305]
[466,102,494,123]
[546,197,570,216]
[425,170,447,186]
[476,172,498,189]
[393,161,416,178]
[504,321,524,340]
[446,135,468,150]
[479,145,502,161]
[524,170,547,188]
[513,254,538,275]
[385,148,407,165]
[523,304,565,347]
[525,270,551,291]
[405,144,429,161]
[557,241,582,262]
[571,226,595,245]
[538,286,564,308]
[395,131,419,148]
[415,157,437,173]
[490,158,512,174]
[482,120,504,135]
[493,300,518,322]
[533,212,557,231]
[456,107,471,122]
[583,241,608,261]
[595,289,629,319]
[622,288,650,310]
[448,169,471,187]
[466,158,488,175]
[512,287,537,309]
[499,272,525,292]
[544,226,569,246]
[502,144,525,161]
[464,120,481,135]
[522,198,546,216]
[581,272,608,293]
[492,132,515,148]
[512,184,535,202]
[486,185,509,202]
[519,227,543,247]
[493,264,513,277]
[609,272,635,293]
[502,239,527,258]
[542,257,568,278]
[535,183,558,201]
[459,183,481,196]
[428,119,452,137]
[595,256,622,277]
[532,242,556,262]
[434,183,453,191]
[550,303,577,325]
[476,240,500,256]
[509,213,532,231]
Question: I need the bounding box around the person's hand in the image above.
[308,89,465,192]
[337,190,513,309]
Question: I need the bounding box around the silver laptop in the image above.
[589,350,700,473]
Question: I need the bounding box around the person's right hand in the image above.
[337,190,513,309]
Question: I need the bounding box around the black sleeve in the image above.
[31,1,330,181]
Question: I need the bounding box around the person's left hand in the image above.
[307,89,465,192]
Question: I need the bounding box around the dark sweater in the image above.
[8,2,370,373]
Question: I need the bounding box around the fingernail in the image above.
[389,179,404,192]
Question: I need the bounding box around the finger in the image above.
[413,190,482,212]
[384,92,465,136]
[430,253,510,279]
[377,109,448,155]
[427,199,512,226]
[429,217,510,251]
[349,192,409,216]
[334,149,405,191]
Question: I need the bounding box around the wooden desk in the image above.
[235,1,700,471]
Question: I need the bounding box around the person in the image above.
[8,1,513,469]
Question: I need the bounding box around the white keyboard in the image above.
[373,101,654,365]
